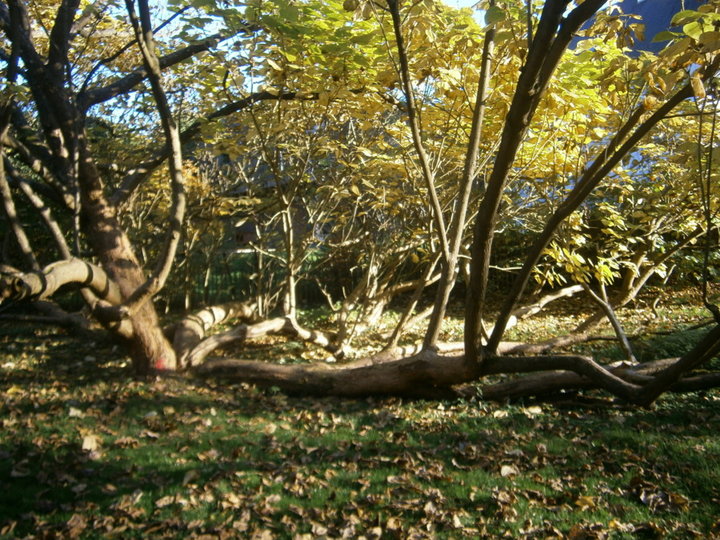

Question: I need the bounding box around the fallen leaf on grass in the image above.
[567,522,608,539]
[523,405,543,417]
[65,513,87,538]
[81,434,100,451]
[575,495,597,510]
[155,495,175,508]
[639,489,691,513]
[183,469,199,485]
[500,464,520,477]
[68,407,84,418]
[113,436,139,448]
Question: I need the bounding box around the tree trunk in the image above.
[78,152,177,373]
[195,347,643,401]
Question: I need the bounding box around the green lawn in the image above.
[2,296,720,538]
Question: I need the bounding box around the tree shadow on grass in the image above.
[2,322,720,536]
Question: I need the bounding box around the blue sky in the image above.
[445,0,481,10]
[444,0,478,8]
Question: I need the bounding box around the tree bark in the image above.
[4,0,179,373]
[424,3,495,348]
[465,0,606,366]
[195,347,643,401]
[173,300,257,367]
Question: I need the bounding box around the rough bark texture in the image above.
[194,347,646,401]
[465,0,607,365]
[2,0,178,374]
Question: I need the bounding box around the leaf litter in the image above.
[1,323,720,537]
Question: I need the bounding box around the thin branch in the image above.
[465,0,605,366]
[581,282,636,363]
[387,0,449,262]
[78,33,227,110]
[114,0,186,317]
[423,3,495,348]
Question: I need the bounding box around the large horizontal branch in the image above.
[194,348,642,401]
[637,324,720,405]
[478,357,720,401]
[173,300,257,367]
[0,258,122,305]
[78,34,227,110]
[195,349,472,398]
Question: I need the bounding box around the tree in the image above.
[2,0,720,405]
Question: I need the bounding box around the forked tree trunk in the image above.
[77,149,177,373]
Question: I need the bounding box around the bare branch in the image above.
[0,258,122,305]
[78,34,230,111]
[47,0,81,81]
[465,0,606,366]
[115,0,186,316]
[387,0,449,262]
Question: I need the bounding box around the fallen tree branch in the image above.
[477,356,720,401]
[185,316,340,368]
[194,347,642,401]
[173,300,257,367]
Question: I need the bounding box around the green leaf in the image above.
[683,21,704,41]
[351,32,377,45]
[651,30,679,43]
[671,10,699,26]
[485,5,505,26]
[279,5,299,22]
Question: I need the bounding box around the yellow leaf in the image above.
[523,406,543,417]
[155,495,175,508]
[575,495,597,510]
[82,434,100,451]
[266,58,283,72]
[643,95,658,110]
[691,72,706,99]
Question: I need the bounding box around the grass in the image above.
[2,291,720,538]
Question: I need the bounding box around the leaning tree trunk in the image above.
[78,154,177,373]
[2,0,178,374]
